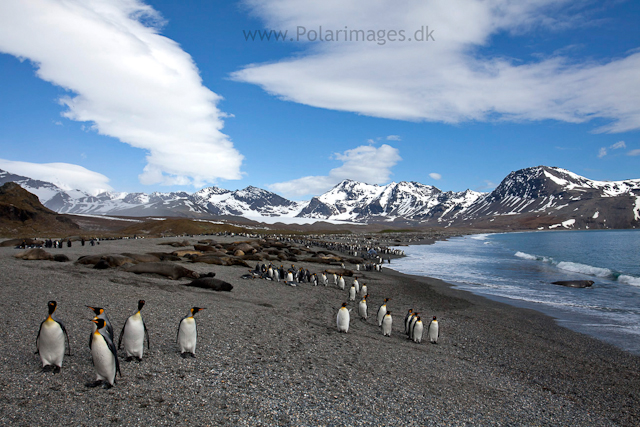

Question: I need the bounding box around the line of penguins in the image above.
[337,289,439,344]
[246,263,439,343]
[35,300,204,388]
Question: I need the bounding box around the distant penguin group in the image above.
[334,279,441,345]
[36,300,206,388]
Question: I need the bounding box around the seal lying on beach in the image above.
[124,263,200,280]
[551,280,594,288]
[14,248,53,260]
[184,277,233,292]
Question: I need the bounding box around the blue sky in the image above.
[0,0,638,200]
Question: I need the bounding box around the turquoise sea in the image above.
[390,230,640,355]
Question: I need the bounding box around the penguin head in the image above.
[191,307,205,316]
[91,318,106,330]
[138,300,146,312]
[341,302,348,308]
[416,316,421,322]
[384,298,389,303]
[86,306,104,316]
[386,311,392,316]
[432,316,437,321]
[47,301,57,315]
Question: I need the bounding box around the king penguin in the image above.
[118,300,150,361]
[336,303,350,333]
[36,301,71,372]
[428,316,439,344]
[404,309,414,335]
[408,312,420,338]
[360,283,368,298]
[381,311,392,337]
[412,317,424,343]
[358,295,369,320]
[87,306,114,341]
[377,298,389,327]
[338,275,345,290]
[353,278,360,294]
[88,318,120,388]
[349,284,356,301]
[177,307,205,357]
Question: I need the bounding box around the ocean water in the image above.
[390,230,640,355]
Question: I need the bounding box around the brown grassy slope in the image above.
[0,182,79,237]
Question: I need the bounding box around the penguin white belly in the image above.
[122,316,145,358]
[38,320,65,367]
[91,335,116,385]
[178,318,197,354]
[360,285,367,297]
[336,308,350,333]
[353,281,359,294]
[358,301,367,319]
[338,278,345,290]
[286,272,294,282]
[381,315,392,336]
[428,322,439,343]
[377,305,387,327]
[413,322,424,343]
[349,287,356,301]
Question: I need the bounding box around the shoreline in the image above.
[1,236,638,425]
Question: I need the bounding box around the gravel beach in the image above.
[0,236,638,426]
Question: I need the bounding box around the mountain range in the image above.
[1,166,639,230]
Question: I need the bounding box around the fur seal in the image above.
[124,262,200,280]
[185,277,233,292]
[551,280,594,288]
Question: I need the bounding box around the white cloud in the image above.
[627,149,640,156]
[429,172,442,180]
[0,0,243,188]
[269,144,401,197]
[598,147,607,158]
[0,159,112,195]
[234,0,640,133]
[386,135,401,141]
[610,141,626,150]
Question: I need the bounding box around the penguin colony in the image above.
[245,261,441,343]
[35,300,205,388]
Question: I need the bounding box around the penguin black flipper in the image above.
[176,317,187,344]
[118,321,127,350]
[35,318,46,354]
[103,333,121,378]
[57,317,72,356]
[143,319,150,350]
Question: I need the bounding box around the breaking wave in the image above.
[514,251,639,285]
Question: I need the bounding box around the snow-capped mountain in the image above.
[1,166,639,229]
[457,166,640,229]
[296,180,484,222]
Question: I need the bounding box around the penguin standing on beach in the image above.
[428,316,439,344]
[36,301,71,372]
[408,312,420,338]
[118,300,150,361]
[322,272,328,286]
[177,307,205,357]
[353,278,360,294]
[338,275,345,290]
[88,318,120,388]
[360,283,368,298]
[381,311,392,337]
[404,309,414,335]
[358,295,369,320]
[412,317,424,343]
[349,284,357,301]
[377,298,389,327]
[336,303,350,333]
